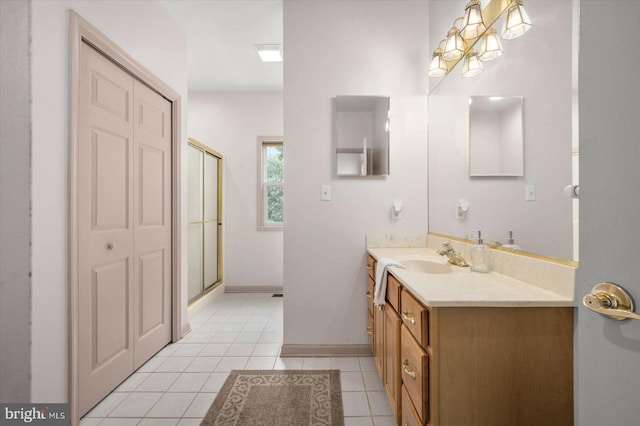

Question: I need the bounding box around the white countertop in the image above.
[367,247,574,307]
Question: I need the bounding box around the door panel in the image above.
[79,42,135,416]
[132,79,172,368]
[576,2,640,424]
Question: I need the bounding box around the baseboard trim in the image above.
[224,285,283,294]
[280,344,372,358]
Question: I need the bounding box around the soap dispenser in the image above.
[502,231,520,251]
[469,231,492,273]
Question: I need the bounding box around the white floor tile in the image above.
[258,332,282,343]
[167,372,210,392]
[241,322,266,332]
[199,343,231,356]
[341,371,365,392]
[185,356,221,372]
[214,357,249,372]
[358,357,377,371]
[100,418,142,426]
[362,371,384,391]
[84,392,129,417]
[331,357,361,371]
[171,344,205,357]
[221,322,245,333]
[208,314,231,323]
[177,419,202,426]
[136,356,166,373]
[367,391,394,416]
[344,417,374,426]
[273,357,303,370]
[234,332,261,343]
[156,344,180,357]
[372,416,397,426]
[199,322,224,333]
[79,418,102,426]
[183,332,215,343]
[183,392,217,418]
[210,332,238,343]
[225,343,256,356]
[342,392,371,417]
[302,357,331,370]
[114,372,150,392]
[155,357,194,373]
[108,392,162,417]
[136,373,180,392]
[138,419,179,426]
[252,343,280,357]
[201,371,231,392]
[245,356,276,369]
[228,314,251,323]
[247,314,270,323]
[146,392,196,417]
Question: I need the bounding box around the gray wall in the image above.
[0,0,31,403]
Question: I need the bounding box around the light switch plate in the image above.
[321,185,331,201]
[525,185,536,201]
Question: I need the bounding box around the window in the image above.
[258,137,284,230]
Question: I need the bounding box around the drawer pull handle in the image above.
[366,326,373,335]
[366,291,373,299]
[366,265,373,271]
[402,310,416,325]
[402,359,417,380]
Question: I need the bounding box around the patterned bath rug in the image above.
[201,370,344,426]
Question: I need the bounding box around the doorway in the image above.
[188,138,223,302]
[69,12,183,422]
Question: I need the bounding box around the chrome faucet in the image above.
[437,242,469,267]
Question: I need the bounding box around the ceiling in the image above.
[161,0,283,92]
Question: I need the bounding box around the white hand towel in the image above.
[374,257,404,306]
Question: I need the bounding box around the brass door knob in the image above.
[583,282,640,321]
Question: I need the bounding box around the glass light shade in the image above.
[443,27,467,61]
[462,50,484,78]
[478,28,503,61]
[461,0,486,40]
[428,48,448,78]
[502,0,532,40]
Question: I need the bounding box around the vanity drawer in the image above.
[401,385,422,426]
[401,325,428,424]
[367,276,375,315]
[401,289,429,347]
[367,255,376,279]
[386,274,401,313]
[367,312,374,351]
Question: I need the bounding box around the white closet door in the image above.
[203,152,219,287]
[188,145,204,301]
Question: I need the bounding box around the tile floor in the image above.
[81,293,394,426]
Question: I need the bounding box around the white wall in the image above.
[31,0,188,402]
[0,0,31,403]
[283,1,429,348]
[428,0,574,259]
[188,92,284,290]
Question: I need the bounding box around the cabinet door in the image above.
[374,305,385,378]
[384,306,401,420]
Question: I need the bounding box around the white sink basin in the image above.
[395,256,453,274]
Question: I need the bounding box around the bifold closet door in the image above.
[78,42,171,416]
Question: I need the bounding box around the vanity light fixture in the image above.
[442,18,467,61]
[255,44,282,62]
[501,0,532,40]
[478,28,503,61]
[462,49,484,78]
[428,39,448,78]
[460,0,487,40]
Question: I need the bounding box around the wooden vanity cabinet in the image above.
[366,255,574,426]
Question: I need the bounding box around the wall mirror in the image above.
[469,96,524,177]
[428,0,578,261]
[334,96,390,176]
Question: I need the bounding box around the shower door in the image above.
[188,140,222,302]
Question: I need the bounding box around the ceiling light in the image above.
[442,18,467,61]
[427,39,448,78]
[462,49,484,78]
[255,44,282,62]
[478,28,503,61]
[502,0,532,40]
[461,0,486,40]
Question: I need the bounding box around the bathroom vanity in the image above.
[366,239,574,426]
